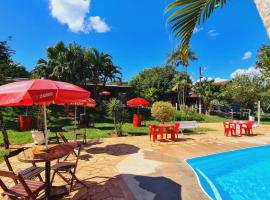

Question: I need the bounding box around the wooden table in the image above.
[18,142,78,199]
[155,124,175,142]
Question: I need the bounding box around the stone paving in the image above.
[1,122,270,199]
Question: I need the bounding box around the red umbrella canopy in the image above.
[0,79,90,106]
[99,91,111,96]
[127,98,150,107]
[68,98,97,108]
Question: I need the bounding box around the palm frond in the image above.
[166,0,227,49]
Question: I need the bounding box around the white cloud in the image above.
[194,77,228,83]
[230,66,261,78]
[49,0,90,32]
[208,29,219,37]
[87,16,110,33]
[242,51,253,60]
[214,77,228,82]
[49,0,110,33]
[194,26,203,33]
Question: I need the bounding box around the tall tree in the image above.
[171,72,191,106]
[0,39,29,84]
[129,65,178,102]
[166,47,198,73]
[194,79,224,114]
[256,44,270,78]
[222,74,265,111]
[32,42,121,95]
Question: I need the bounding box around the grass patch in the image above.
[202,115,230,123]
[184,127,216,133]
[0,148,10,163]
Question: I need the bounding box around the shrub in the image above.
[174,109,205,121]
[151,101,175,123]
[107,98,128,136]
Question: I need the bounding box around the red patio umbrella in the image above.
[67,98,97,126]
[99,91,111,96]
[127,98,150,127]
[127,98,150,107]
[68,98,97,108]
[0,79,90,148]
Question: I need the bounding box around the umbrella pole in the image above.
[43,104,48,149]
[74,105,77,127]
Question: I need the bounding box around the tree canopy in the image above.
[0,40,29,84]
[129,65,179,102]
[32,42,122,97]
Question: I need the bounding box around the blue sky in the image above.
[0,0,269,82]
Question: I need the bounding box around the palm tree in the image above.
[166,46,198,74]
[166,0,270,51]
[85,48,114,97]
[32,42,67,79]
[101,64,122,87]
[171,72,191,107]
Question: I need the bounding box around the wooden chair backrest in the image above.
[59,132,68,143]
[1,127,10,149]
[4,148,26,184]
[4,148,25,172]
[73,146,81,172]
[0,170,37,199]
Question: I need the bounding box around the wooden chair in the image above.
[1,128,10,149]
[59,132,69,143]
[75,129,87,145]
[58,133,78,161]
[51,146,85,192]
[0,170,45,200]
[48,132,60,144]
[4,148,45,184]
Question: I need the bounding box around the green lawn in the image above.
[0,107,228,163]
[203,115,231,123]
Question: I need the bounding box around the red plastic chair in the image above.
[149,125,162,142]
[148,125,155,141]
[243,121,254,135]
[173,122,180,140]
[223,122,234,136]
[229,122,237,136]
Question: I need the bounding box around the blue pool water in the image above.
[186,145,270,200]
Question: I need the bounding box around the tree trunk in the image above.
[254,0,270,38]
[177,90,181,109]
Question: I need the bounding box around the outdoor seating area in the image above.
[223,121,257,137]
[149,122,180,142]
[1,1,270,199]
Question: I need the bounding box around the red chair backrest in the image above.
[148,125,156,134]
[247,121,254,128]
[173,122,180,134]
[223,122,230,129]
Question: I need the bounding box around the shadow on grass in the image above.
[95,126,115,131]
[86,143,139,156]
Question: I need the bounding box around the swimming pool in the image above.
[186,145,270,200]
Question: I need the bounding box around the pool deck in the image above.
[1,122,270,199]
